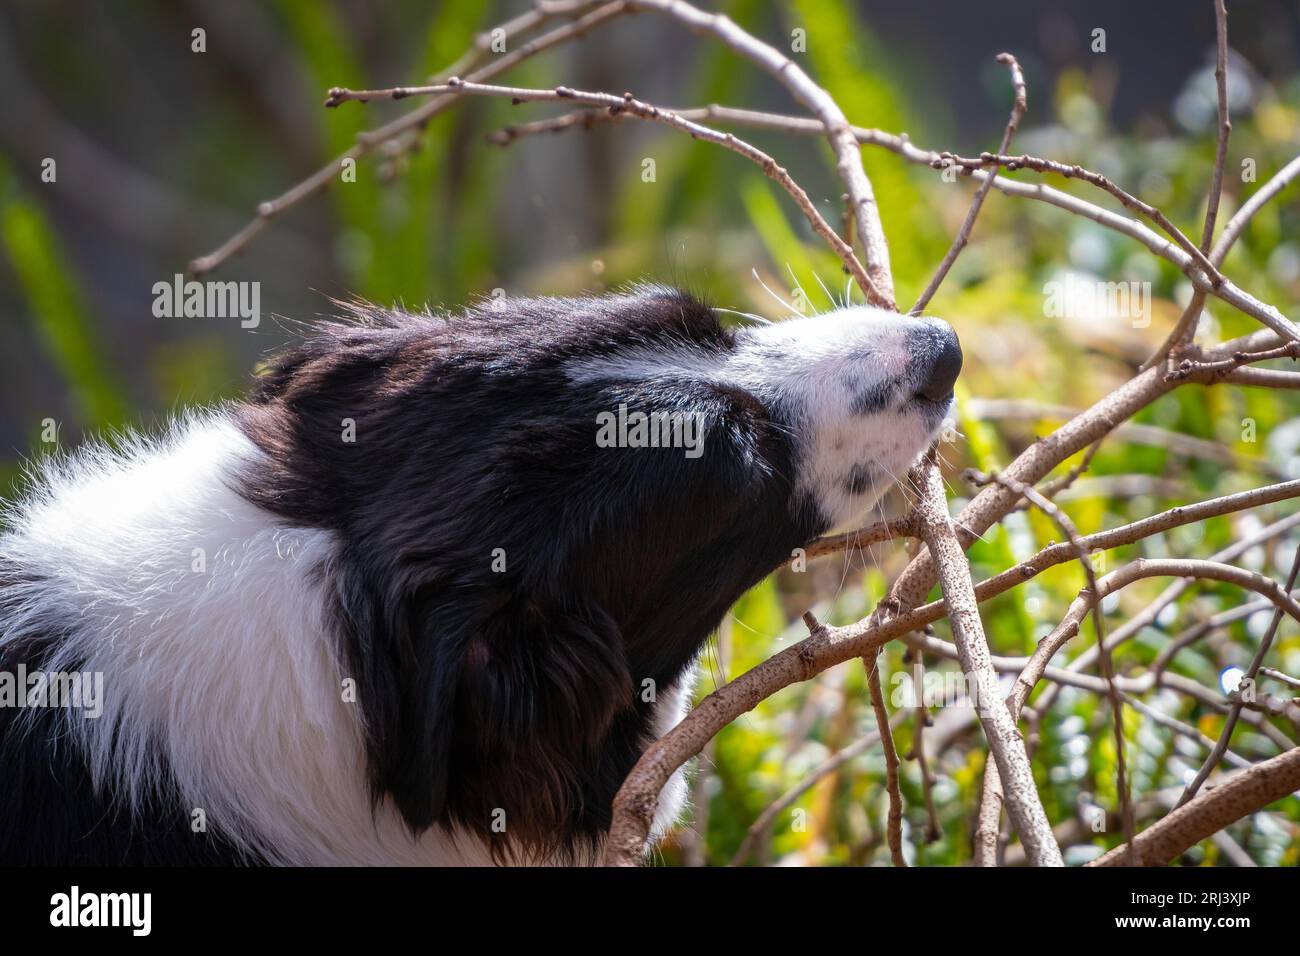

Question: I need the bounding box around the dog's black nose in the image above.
[913,323,963,402]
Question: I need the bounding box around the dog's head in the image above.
[237,286,959,860]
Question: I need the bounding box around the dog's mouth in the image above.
[910,389,954,409]
[904,391,955,434]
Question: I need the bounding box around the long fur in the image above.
[0,287,959,865]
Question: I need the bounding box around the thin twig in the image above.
[902,628,1292,746]
[1151,597,1279,679]
[728,710,907,867]
[968,396,1280,477]
[1201,0,1233,256]
[937,150,1223,287]
[1178,542,1300,806]
[1033,438,1104,504]
[1121,693,1252,771]
[1057,510,1300,684]
[865,649,907,866]
[1213,154,1300,263]
[494,100,1299,343]
[328,78,882,305]
[798,514,918,562]
[619,0,898,307]
[907,649,943,844]
[911,53,1026,314]
[967,469,1136,862]
[189,0,630,275]
[1008,558,1300,727]
[1141,1,1233,368]
[1165,341,1300,382]
[1260,666,1300,691]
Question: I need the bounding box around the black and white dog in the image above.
[0,287,959,865]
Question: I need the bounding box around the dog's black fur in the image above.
[237,290,822,860]
[2,288,840,864]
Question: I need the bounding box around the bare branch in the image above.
[973,767,1004,866]
[189,0,630,275]
[1178,542,1300,806]
[329,78,882,305]
[1147,0,1271,370]
[1089,745,1300,867]
[865,649,907,866]
[1165,341,1300,382]
[902,628,1291,746]
[1261,666,1300,691]
[1144,159,1299,371]
[1031,437,1103,504]
[1201,0,1233,255]
[800,514,918,562]
[728,710,908,867]
[1219,366,1300,389]
[1008,558,1300,724]
[937,150,1223,287]
[967,396,1281,477]
[620,0,897,307]
[1121,693,1253,771]
[967,469,1135,861]
[1214,154,1300,262]
[911,53,1027,314]
[487,99,1300,343]
[912,456,1064,866]
[1151,597,1279,679]
[907,651,944,845]
[1055,509,1300,684]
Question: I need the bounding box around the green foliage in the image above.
[0,156,126,431]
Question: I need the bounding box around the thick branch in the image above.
[913,457,1064,866]
[1088,746,1300,866]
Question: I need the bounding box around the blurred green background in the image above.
[1,0,1299,865]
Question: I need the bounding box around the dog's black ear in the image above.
[378,585,634,855]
